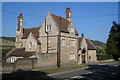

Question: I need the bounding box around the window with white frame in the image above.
[62,39,65,47]
[50,25,51,31]
[69,53,75,60]
[69,40,74,46]
[11,57,15,62]
[29,42,32,48]
[11,58,13,62]
[46,24,51,31]
[46,25,49,31]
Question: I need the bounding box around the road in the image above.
[2,62,120,80]
[38,62,120,80]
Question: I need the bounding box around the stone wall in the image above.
[2,53,57,72]
[88,50,97,63]
[60,32,78,65]
[2,58,37,72]
[37,53,57,67]
[2,63,14,72]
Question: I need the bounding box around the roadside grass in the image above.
[3,60,119,79]
[99,60,120,64]
[34,64,88,74]
[2,64,88,79]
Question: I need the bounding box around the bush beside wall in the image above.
[97,54,113,60]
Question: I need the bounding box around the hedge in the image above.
[96,54,113,60]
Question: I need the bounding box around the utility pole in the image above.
[58,16,61,68]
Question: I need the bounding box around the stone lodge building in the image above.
[5,8,97,67]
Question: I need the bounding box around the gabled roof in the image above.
[5,48,36,59]
[22,27,41,44]
[51,14,78,35]
[22,27,40,39]
[85,39,96,50]
[78,38,96,50]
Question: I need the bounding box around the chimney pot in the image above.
[66,7,70,10]
[20,13,22,16]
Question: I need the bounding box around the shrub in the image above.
[97,54,113,60]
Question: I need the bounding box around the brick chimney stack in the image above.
[65,7,71,22]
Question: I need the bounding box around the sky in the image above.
[2,2,118,43]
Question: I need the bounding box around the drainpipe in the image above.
[58,16,61,68]
[87,51,88,63]
[45,17,48,53]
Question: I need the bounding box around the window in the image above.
[46,25,49,31]
[50,25,51,31]
[11,57,15,62]
[46,25,51,31]
[7,58,10,62]
[69,40,74,46]
[69,53,75,60]
[29,42,32,48]
[62,39,65,46]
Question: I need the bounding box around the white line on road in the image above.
[71,75,85,79]
[115,65,118,67]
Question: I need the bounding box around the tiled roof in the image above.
[85,39,96,50]
[78,38,96,50]
[51,14,78,35]
[5,48,36,59]
[22,27,41,44]
[22,27,40,39]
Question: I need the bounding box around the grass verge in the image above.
[99,60,120,64]
[34,64,88,74]
[2,64,88,79]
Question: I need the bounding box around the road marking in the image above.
[71,76,84,79]
[88,71,93,74]
[79,76,85,78]
[115,65,118,67]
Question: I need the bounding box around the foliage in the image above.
[96,54,113,60]
[2,49,12,62]
[101,48,106,55]
[91,40,106,48]
[106,21,120,59]
[96,49,101,53]
[1,36,15,42]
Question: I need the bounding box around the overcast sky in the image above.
[2,2,118,43]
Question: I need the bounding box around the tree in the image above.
[101,48,106,55]
[106,21,120,60]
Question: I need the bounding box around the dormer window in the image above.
[29,42,32,48]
